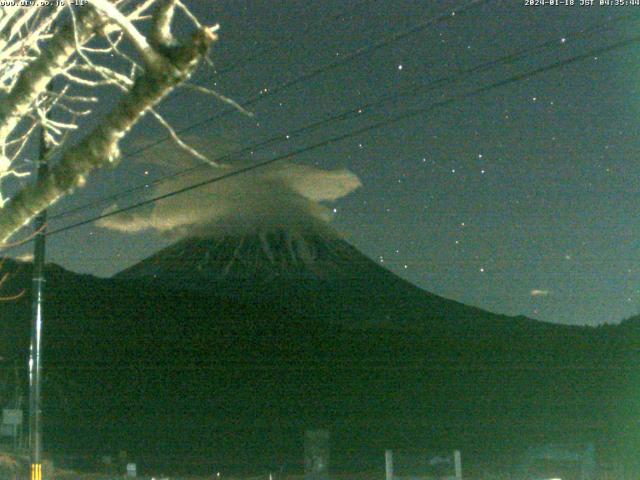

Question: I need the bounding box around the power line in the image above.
[40,33,640,241]
[199,0,376,79]
[48,0,490,222]
[160,0,377,109]
[48,10,640,222]
[49,0,490,222]
[120,0,491,160]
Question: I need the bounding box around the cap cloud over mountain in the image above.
[97,159,362,238]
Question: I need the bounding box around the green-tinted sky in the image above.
[14,0,640,326]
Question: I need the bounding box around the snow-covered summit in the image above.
[114,220,374,284]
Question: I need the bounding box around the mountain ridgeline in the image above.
[0,222,639,474]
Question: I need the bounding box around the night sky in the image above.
[10,0,640,326]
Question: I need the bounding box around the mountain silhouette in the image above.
[0,224,635,475]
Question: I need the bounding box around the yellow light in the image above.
[31,463,42,480]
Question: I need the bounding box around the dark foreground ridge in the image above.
[0,224,638,475]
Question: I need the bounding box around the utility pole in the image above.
[29,95,51,480]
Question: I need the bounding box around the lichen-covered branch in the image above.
[0,7,101,145]
[0,23,218,242]
[90,0,165,69]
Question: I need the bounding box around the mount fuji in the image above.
[115,221,370,283]
[0,218,633,473]
[112,220,513,330]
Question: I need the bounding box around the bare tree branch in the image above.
[0,18,219,241]
[90,0,165,69]
[183,83,254,117]
[0,7,101,145]
[149,107,220,166]
[0,1,232,243]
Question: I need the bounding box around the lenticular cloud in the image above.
[97,159,361,238]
